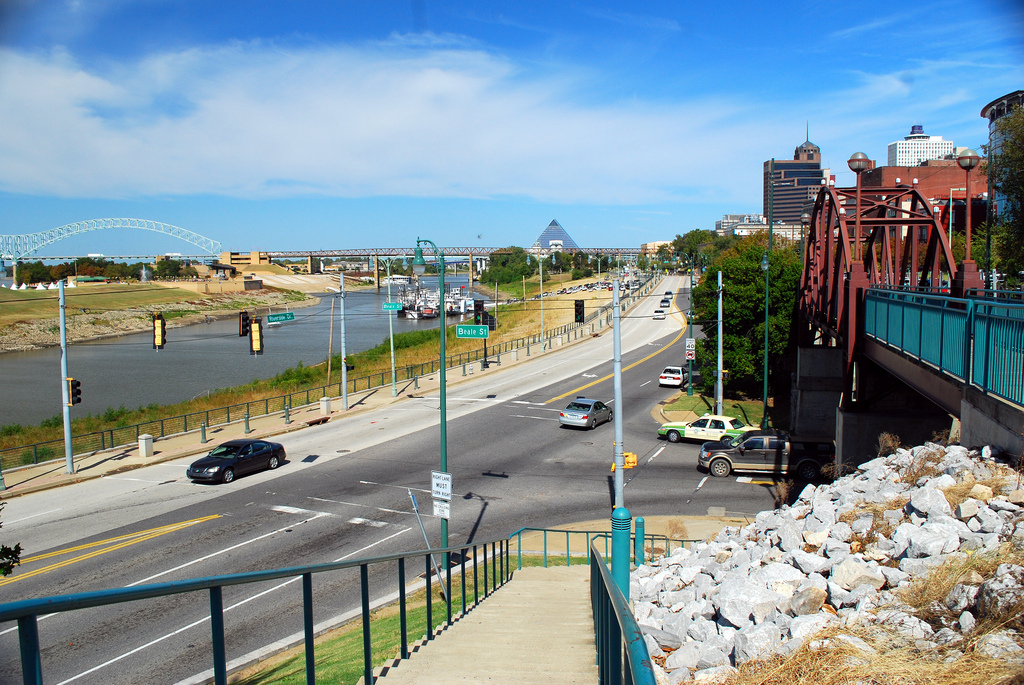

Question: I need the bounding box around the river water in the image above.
[0,278,474,428]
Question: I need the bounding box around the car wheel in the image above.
[709,459,730,478]
[719,434,733,443]
[588,418,596,430]
[607,411,613,424]
[797,461,819,481]
[268,455,279,470]
[667,430,681,443]
[222,468,235,484]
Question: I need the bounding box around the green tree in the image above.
[690,234,802,399]
[155,259,182,279]
[1,502,22,577]
[480,246,535,284]
[985,105,1024,285]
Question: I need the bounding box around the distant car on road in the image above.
[559,398,613,429]
[660,299,671,308]
[187,439,285,484]
[653,309,666,320]
[697,430,836,479]
[658,365,684,386]
[658,413,750,443]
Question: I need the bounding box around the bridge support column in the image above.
[790,346,844,440]
[960,387,1024,457]
[835,358,951,467]
[373,255,380,290]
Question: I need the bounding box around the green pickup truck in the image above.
[697,430,836,480]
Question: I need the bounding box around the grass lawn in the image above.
[664,392,767,427]
[0,283,209,327]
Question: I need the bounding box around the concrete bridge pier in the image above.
[960,387,1024,458]
[834,358,951,467]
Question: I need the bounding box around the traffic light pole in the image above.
[58,280,74,475]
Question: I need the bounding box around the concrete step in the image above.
[365,565,597,685]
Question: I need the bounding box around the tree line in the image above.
[12,257,199,285]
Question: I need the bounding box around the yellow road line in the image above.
[546,317,689,404]
[0,515,221,587]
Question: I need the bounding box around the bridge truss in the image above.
[798,184,958,389]
[0,218,222,262]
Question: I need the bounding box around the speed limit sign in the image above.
[685,337,695,351]
[686,350,695,360]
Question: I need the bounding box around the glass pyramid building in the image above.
[531,220,580,251]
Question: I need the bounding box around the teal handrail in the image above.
[589,538,657,685]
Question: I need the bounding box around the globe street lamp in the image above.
[847,153,871,263]
[412,239,449,551]
[954,148,983,296]
[760,250,770,429]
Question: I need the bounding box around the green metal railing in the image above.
[864,287,1024,408]
[0,523,688,685]
[1,276,662,473]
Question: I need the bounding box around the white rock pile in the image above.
[631,443,1024,684]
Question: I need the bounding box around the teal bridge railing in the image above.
[0,526,689,685]
[864,287,1024,408]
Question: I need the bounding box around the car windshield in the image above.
[730,419,745,429]
[565,402,592,411]
[208,445,241,458]
[720,436,738,447]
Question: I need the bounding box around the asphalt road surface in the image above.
[0,276,778,684]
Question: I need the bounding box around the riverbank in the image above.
[0,286,318,353]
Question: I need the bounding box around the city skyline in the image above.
[1,1,1022,257]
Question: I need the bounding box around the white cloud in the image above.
[0,38,1018,209]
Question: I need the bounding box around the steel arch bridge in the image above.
[0,218,221,263]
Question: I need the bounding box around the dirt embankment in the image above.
[0,290,319,353]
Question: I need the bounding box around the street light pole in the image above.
[384,258,398,397]
[412,239,448,551]
[760,251,770,429]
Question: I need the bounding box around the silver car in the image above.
[559,398,613,429]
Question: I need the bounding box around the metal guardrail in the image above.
[1,276,661,473]
[865,287,1024,408]
[0,523,689,685]
[590,538,657,685]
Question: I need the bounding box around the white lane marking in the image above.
[360,480,430,494]
[581,373,597,378]
[510,400,546,406]
[646,446,666,464]
[695,477,708,491]
[735,476,752,483]
[309,496,409,515]
[128,512,328,587]
[58,528,412,685]
[5,508,62,525]
[510,415,559,421]
[638,380,652,388]
[348,517,389,528]
[102,476,171,483]
[411,396,501,402]
[271,505,333,516]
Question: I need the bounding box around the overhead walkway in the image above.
[364,565,597,685]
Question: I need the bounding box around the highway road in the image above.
[0,276,779,684]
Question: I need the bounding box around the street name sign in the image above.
[456,324,489,339]
[431,470,452,501]
[382,302,403,311]
[266,312,295,323]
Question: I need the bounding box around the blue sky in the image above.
[1,0,1022,258]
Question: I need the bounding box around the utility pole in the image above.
[716,271,723,416]
[539,256,545,349]
[59,280,74,474]
[340,271,348,410]
[612,277,624,508]
[327,297,335,382]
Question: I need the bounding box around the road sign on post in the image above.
[685,337,695,351]
[432,500,450,519]
[456,324,489,339]
[382,302,402,311]
[431,470,452,501]
[685,349,695,360]
[266,312,295,323]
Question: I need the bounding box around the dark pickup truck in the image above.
[697,430,836,480]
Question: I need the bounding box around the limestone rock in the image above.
[831,557,886,591]
[790,586,827,616]
[968,483,994,501]
[733,623,781,664]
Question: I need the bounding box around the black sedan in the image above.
[186,439,285,484]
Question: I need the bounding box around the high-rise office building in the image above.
[763,138,829,223]
[887,125,955,167]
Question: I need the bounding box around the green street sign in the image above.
[456,324,489,339]
[382,302,403,311]
[266,312,295,323]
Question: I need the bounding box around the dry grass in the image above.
[774,480,796,508]
[730,623,1024,685]
[900,447,946,485]
[877,432,903,458]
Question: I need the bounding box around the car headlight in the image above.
[206,466,221,472]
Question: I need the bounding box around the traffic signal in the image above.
[152,313,166,349]
[574,299,585,323]
[67,378,82,406]
[250,316,264,355]
[473,299,485,325]
[239,310,251,336]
